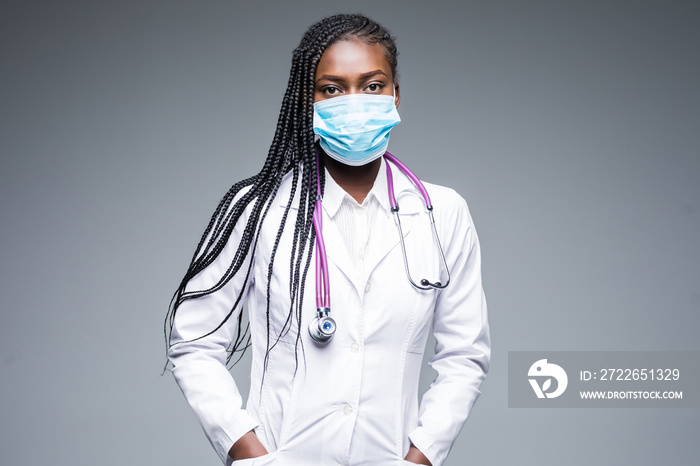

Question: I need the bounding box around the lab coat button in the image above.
[343,405,353,415]
[364,282,371,292]
[350,342,360,353]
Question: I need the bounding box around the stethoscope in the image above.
[308,151,451,344]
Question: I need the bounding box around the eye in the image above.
[322,86,341,96]
[366,83,384,93]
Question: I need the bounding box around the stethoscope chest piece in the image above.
[309,307,336,344]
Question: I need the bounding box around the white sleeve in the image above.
[408,193,491,466]
[167,197,259,465]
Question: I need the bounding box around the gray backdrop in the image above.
[1,1,698,465]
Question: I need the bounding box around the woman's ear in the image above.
[394,84,401,107]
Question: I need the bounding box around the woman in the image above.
[166,13,489,466]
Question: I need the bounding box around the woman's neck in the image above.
[323,154,381,204]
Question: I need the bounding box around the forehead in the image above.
[315,39,392,80]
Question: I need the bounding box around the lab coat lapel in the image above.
[277,170,300,211]
[364,167,422,282]
[321,212,356,287]
[277,171,356,288]
[364,210,408,281]
[322,209,404,296]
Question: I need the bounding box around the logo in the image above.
[528,359,568,398]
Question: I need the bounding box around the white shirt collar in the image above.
[321,156,391,219]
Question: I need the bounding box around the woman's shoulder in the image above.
[418,180,479,239]
[224,169,297,213]
[422,180,471,213]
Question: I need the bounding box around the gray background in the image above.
[1,0,698,465]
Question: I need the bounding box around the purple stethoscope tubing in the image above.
[383,151,432,209]
[308,157,335,343]
[313,165,330,308]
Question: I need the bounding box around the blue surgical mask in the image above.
[313,92,401,166]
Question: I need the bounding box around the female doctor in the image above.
[166,13,490,466]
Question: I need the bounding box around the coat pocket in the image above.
[399,459,429,466]
[230,451,278,466]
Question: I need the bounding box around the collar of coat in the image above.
[276,155,425,217]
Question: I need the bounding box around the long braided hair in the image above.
[165,13,399,368]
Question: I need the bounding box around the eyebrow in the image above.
[315,69,388,84]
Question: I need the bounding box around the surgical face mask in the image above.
[313,92,401,166]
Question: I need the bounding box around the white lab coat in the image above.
[168,160,490,466]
